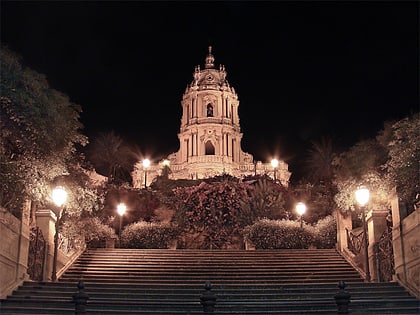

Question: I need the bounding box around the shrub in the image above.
[121,221,178,249]
[81,217,117,248]
[61,217,117,248]
[313,215,337,248]
[172,181,249,249]
[243,218,315,249]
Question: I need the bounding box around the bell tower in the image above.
[133,47,291,186]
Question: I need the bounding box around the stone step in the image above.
[1,249,418,315]
[2,297,419,314]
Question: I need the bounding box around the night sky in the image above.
[1,1,418,183]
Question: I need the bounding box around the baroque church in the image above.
[133,47,291,188]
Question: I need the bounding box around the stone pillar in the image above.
[335,210,352,253]
[366,209,389,282]
[36,209,57,281]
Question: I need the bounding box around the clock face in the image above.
[206,74,214,81]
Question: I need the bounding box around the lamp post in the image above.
[355,186,370,282]
[271,158,279,182]
[51,186,67,282]
[142,158,151,188]
[117,203,126,248]
[295,202,307,228]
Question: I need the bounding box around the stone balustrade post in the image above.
[73,280,89,314]
[35,209,57,281]
[200,281,216,314]
[366,208,390,282]
[335,210,352,253]
[334,280,351,314]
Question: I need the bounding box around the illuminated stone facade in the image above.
[133,47,291,188]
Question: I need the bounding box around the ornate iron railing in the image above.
[374,227,394,282]
[28,226,46,281]
[346,228,365,255]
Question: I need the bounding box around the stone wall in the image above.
[392,207,419,298]
[0,205,30,299]
[1,206,84,299]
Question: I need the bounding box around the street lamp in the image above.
[51,186,67,281]
[271,158,279,182]
[117,203,126,248]
[142,158,151,188]
[295,202,307,228]
[355,186,370,282]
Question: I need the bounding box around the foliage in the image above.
[382,113,419,207]
[333,139,390,214]
[120,221,178,248]
[333,139,388,180]
[242,219,315,249]
[101,184,160,229]
[86,131,137,185]
[172,180,250,249]
[243,216,337,249]
[304,136,336,183]
[61,216,117,247]
[239,176,290,226]
[0,45,91,217]
[291,180,337,224]
[312,215,337,249]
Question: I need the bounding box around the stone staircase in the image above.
[1,248,419,314]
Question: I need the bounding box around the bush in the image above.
[61,217,117,249]
[243,216,337,249]
[243,218,315,249]
[121,221,179,249]
[313,215,337,248]
[80,217,117,248]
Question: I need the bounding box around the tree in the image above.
[295,136,338,223]
[172,180,250,249]
[333,137,391,214]
[240,176,290,225]
[86,131,136,185]
[381,113,419,209]
[0,45,89,216]
[304,136,336,184]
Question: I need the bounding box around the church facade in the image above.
[133,47,291,188]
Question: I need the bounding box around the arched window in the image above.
[205,141,215,155]
[207,104,214,117]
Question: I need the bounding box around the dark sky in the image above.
[1,1,418,182]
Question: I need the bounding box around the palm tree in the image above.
[87,131,136,185]
[305,136,336,184]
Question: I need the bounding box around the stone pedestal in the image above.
[336,210,352,253]
[35,209,57,281]
[366,209,390,282]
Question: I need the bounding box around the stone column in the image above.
[366,209,389,282]
[36,209,57,281]
[336,210,352,253]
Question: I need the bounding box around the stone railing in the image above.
[0,205,30,299]
[336,190,420,298]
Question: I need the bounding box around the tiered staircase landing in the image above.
[1,248,419,314]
